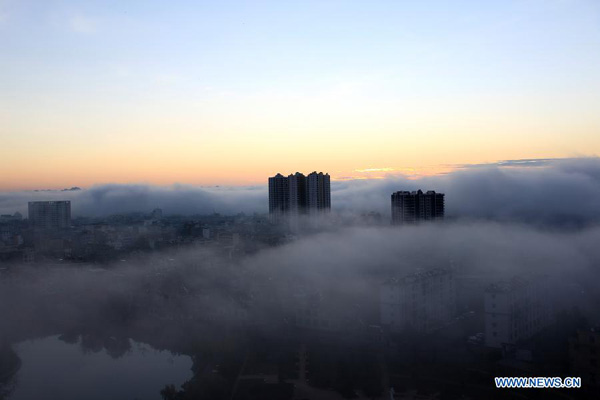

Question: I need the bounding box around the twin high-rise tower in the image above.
[391,190,444,224]
[269,172,444,224]
[269,171,331,216]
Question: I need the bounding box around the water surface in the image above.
[8,335,192,400]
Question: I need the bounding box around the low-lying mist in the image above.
[2,220,599,345]
[2,157,600,228]
[2,157,600,399]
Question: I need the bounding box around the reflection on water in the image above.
[7,335,192,400]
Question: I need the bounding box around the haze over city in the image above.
[1,1,600,400]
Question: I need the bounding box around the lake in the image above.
[6,335,193,400]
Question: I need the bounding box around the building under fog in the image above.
[28,201,71,230]
[268,171,330,216]
[150,208,163,220]
[484,275,552,349]
[380,268,456,333]
[292,290,335,331]
[391,190,444,224]
[570,327,600,387]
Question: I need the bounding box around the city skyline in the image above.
[2,2,600,399]
[2,0,600,190]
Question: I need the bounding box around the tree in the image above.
[160,384,178,400]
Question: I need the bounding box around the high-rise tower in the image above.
[288,172,307,214]
[268,173,289,215]
[391,190,444,224]
[306,171,331,213]
[268,171,330,217]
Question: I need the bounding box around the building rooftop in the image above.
[392,190,444,196]
[28,200,71,204]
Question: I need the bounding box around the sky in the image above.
[1,0,599,190]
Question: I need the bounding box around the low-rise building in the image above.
[484,275,552,348]
[381,268,456,333]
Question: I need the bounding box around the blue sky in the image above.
[3,1,597,91]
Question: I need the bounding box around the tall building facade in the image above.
[391,190,444,224]
[268,173,289,214]
[268,171,330,216]
[288,172,307,214]
[484,275,552,349]
[380,268,456,333]
[28,201,71,230]
[306,171,331,213]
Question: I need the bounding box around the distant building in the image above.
[0,212,22,223]
[268,171,330,217]
[484,275,552,349]
[570,328,600,387]
[151,208,163,220]
[22,248,35,263]
[293,290,335,331]
[381,268,456,332]
[391,190,444,224]
[288,286,365,333]
[28,201,71,230]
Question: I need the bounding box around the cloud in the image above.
[331,157,600,228]
[451,157,576,170]
[0,184,266,218]
[4,220,600,339]
[1,157,600,228]
[354,168,395,173]
[245,222,598,282]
